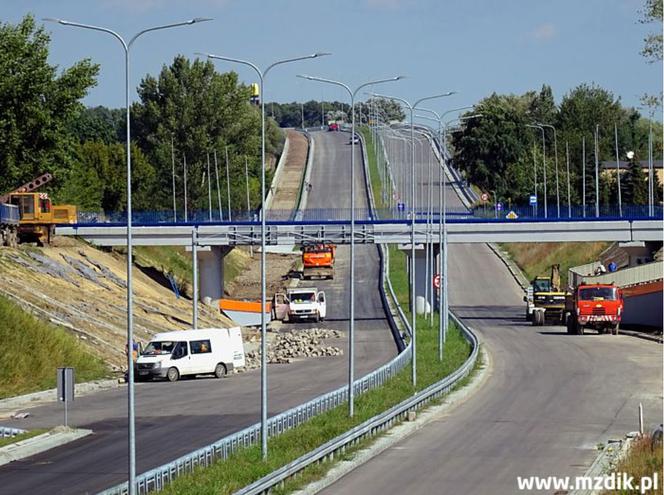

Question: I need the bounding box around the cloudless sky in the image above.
[5,0,662,115]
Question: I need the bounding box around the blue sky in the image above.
[6,0,662,114]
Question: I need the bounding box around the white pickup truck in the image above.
[273,287,327,323]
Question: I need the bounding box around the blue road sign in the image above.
[496,202,503,211]
[397,202,405,211]
[529,195,537,206]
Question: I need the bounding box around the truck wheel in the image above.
[526,309,532,322]
[578,325,585,336]
[315,313,320,323]
[533,310,544,326]
[214,363,227,378]
[566,315,574,334]
[611,324,619,336]
[167,367,180,382]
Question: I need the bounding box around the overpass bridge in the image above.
[56,216,662,246]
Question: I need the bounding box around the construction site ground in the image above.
[269,129,308,212]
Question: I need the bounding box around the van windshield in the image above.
[291,292,316,303]
[143,341,176,355]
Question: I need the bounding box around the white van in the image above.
[135,327,245,382]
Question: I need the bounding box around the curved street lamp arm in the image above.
[43,18,127,50]
[265,53,330,77]
[202,53,263,80]
[128,18,212,48]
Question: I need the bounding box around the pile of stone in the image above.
[241,328,343,371]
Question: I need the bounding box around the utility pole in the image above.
[225,146,232,222]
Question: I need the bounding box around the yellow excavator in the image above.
[0,173,77,245]
[524,264,569,326]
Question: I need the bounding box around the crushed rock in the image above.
[240,328,343,371]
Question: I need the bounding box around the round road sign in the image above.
[433,273,441,289]
[481,193,489,202]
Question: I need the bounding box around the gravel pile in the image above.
[241,328,343,370]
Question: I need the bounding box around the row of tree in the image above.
[449,84,662,207]
[267,98,405,129]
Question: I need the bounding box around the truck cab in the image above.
[273,288,326,323]
[566,284,623,335]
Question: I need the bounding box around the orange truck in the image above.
[565,283,624,335]
[302,244,336,280]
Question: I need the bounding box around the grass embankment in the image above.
[132,246,248,297]
[602,435,663,495]
[500,241,611,288]
[360,128,387,210]
[0,428,49,449]
[157,126,475,495]
[0,295,108,399]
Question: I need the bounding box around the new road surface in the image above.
[0,130,397,494]
[319,130,663,495]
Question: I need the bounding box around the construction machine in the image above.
[525,264,569,326]
[0,173,78,245]
[301,243,336,280]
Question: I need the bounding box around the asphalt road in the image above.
[0,130,397,494]
[320,131,663,495]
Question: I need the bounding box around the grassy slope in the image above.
[158,127,474,495]
[500,242,611,288]
[0,295,108,399]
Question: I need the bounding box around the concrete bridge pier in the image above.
[402,243,441,315]
[189,245,233,308]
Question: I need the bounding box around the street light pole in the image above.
[46,17,211,494]
[565,140,571,218]
[594,125,600,218]
[527,124,548,218]
[297,75,401,416]
[614,123,623,217]
[539,124,559,217]
[582,137,586,218]
[203,51,330,459]
[373,91,456,388]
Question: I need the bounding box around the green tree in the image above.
[131,56,280,212]
[622,158,649,205]
[55,141,155,214]
[0,15,98,194]
[68,106,123,144]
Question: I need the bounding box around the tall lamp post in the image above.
[296,75,401,417]
[201,51,329,459]
[538,124,559,218]
[414,106,471,361]
[45,17,211,494]
[526,124,548,218]
[372,91,456,388]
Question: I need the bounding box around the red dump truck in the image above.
[565,283,624,335]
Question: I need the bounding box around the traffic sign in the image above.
[496,202,503,211]
[506,211,519,219]
[529,195,537,206]
[397,202,405,212]
[433,273,441,289]
[481,193,489,202]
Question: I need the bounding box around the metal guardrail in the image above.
[99,131,412,495]
[235,312,477,495]
[0,426,26,438]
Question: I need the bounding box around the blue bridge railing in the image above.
[73,205,663,227]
